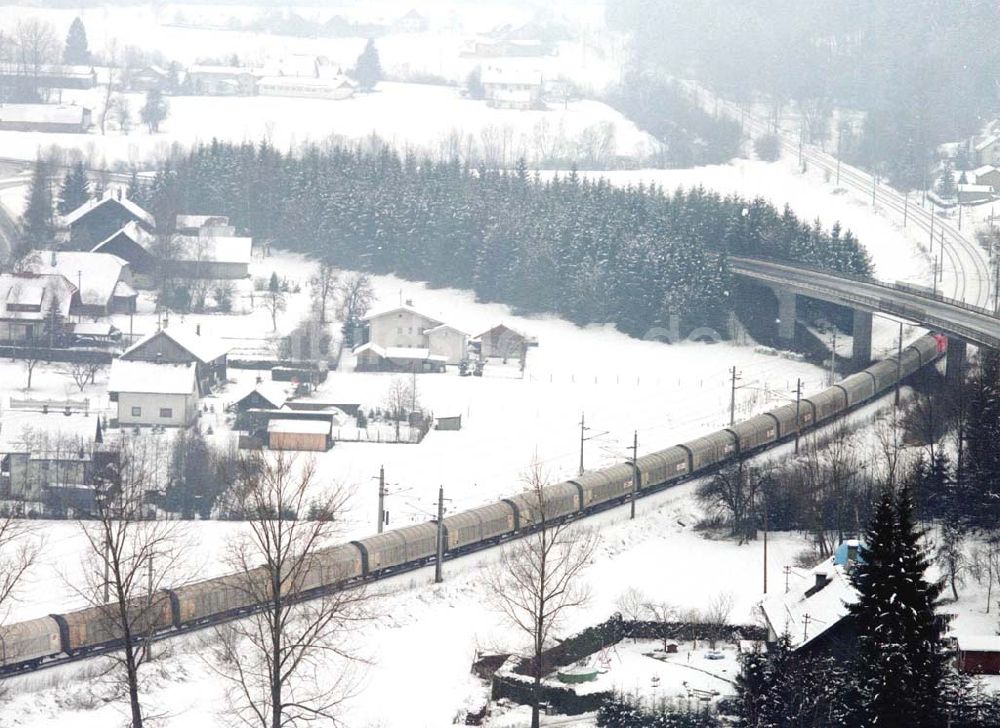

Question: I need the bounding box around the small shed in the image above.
[435,415,462,431]
[956,636,1000,674]
[267,418,332,452]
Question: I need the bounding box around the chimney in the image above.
[815,573,829,590]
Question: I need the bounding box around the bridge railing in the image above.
[729,256,998,321]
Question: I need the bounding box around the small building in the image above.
[971,165,1000,192]
[129,65,177,93]
[956,636,1000,675]
[25,250,136,316]
[120,326,229,393]
[0,272,75,343]
[476,323,534,359]
[233,381,291,412]
[167,234,252,279]
[424,324,469,365]
[90,221,157,275]
[0,103,92,133]
[175,214,231,235]
[354,343,447,373]
[267,418,332,451]
[480,68,543,110]
[394,9,429,33]
[0,63,97,91]
[435,414,462,431]
[974,135,1000,167]
[956,183,994,204]
[108,359,199,427]
[62,192,156,251]
[257,75,355,101]
[72,321,121,346]
[187,65,259,96]
[361,303,468,364]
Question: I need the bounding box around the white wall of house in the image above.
[426,328,468,364]
[369,311,441,349]
[116,391,198,427]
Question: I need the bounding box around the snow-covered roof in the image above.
[123,326,229,364]
[759,559,857,650]
[354,342,438,361]
[972,165,998,177]
[0,103,90,125]
[113,280,137,298]
[108,360,197,395]
[481,68,543,87]
[237,381,290,409]
[424,323,469,337]
[62,193,155,230]
[0,273,75,320]
[91,220,155,253]
[267,418,331,435]
[24,250,128,307]
[175,214,230,230]
[975,135,999,151]
[258,75,354,90]
[0,411,101,453]
[957,183,994,192]
[476,322,531,340]
[173,234,252,265]
[363,304,443,326]
[188,65,262,76]
[956,636,1000,652]
[73,322,115,336]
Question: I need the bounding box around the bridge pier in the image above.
[774,289,797,344]
[945,338,968,388]
[852,310,873,368]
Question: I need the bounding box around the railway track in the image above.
[688,84,993,310]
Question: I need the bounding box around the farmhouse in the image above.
[25,250,136,316]
[360,303,469,365]
[0,103,92,133]
[267,418,332,452]
[0,272,75,343]
[120,326,229,393]
[167,234,252,279]
[108,360,199,427]
[257,75,355,101]
[480,68,543,109]
[62,192,156,250]
[90,221,157,274]
[188,65,260,96]
[476,323,534,359]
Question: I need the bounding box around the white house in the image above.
[108,360,199,427]
[0,272,76,343]
[361,304,469,365]
[481,67,543,110]
[257,75,355,101]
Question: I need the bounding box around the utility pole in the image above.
[933,257,938,296]
[579,413,586,476]
[829,329,838,385]
[784,565,792,594]
[762,491,768,595]
[103,533,110,604]
[630,430,638,520]
[836,127,842,185]
[895,320,903,407]
[147,552,153,600]
[794,378,802,455]
[803,613,812,642]
[435,485,445,584]
[958,201,963,230]
[929,208,935,249]
[871,172,877,207]
[729,366,741,426]
[377,465,386,534]
[903,191,908,227]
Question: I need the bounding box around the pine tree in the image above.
[63,17,90,65]
[140,88,169,133]
[18,158,55,258]
[351,39,382,91]
[939,161,957,199]
[849,485,947,727]
[57,161,90,216]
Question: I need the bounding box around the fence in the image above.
[8,397,91,414]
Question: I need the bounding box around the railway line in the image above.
[690,84,994,311]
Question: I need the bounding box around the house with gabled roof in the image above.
[120,325,229,392]
[475,323,536,359]
[108,360,199,427]
[62,191,156,250]
[167,233,252,279]
[24,250,136,316]
[358,302,469,367]
[90,221,157,274]
[0,272,75,343]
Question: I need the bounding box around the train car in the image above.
[502,481,582,530]
[633,446,690,489]
[442,502,516,550]
[836,371,876,407]
[767,400,815,438]
[678,430,737,472]
[867,358,901,392]
[173,568,269,626]
[299,543,364,593]
[0,616,62,668]
[910,334,943,365]
[802,387,848,424]
[353,522,439,574]
[573,464,636,509]
[898,344,924,379]
[56,593,174,654]
[725,414,779,453]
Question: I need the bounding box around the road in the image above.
[685,82,994,311]
[731,256,1000,349]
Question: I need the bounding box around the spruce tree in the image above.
[63,17,90,65]
[849,485,947,727]
[18,158,55,258]
[140,88,169,133]
[351,39,382,91]
[57,161,90,216]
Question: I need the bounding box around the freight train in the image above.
[0,334,944,674]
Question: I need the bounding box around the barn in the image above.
[91,222,157,275]
[956,636,1000,674]
[267,419,332,452]
[62,192,156,250]
[120,326,229,393]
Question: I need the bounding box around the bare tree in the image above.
[11,18,58,102]
[211,452,368,728]
[65,360,94,392]
[265,273,287,332]
[486,460,599,728]
[873,409,903,489]
[99,40,120,136]
[614,587,646,643]
[382,376,418,440]
[643,600,679,652]
[697,458,766,544]
[21,343,42,390]
[335,273,375,322]
[72,435,186,728]
[0,515,40,622]
[703,592,735,649]
[310,261,338,325]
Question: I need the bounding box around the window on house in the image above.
[159,408,173,419]
[131,406,141,417]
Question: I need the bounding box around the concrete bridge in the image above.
[730,256,1000,382]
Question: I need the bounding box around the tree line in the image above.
[132,140,870,340]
